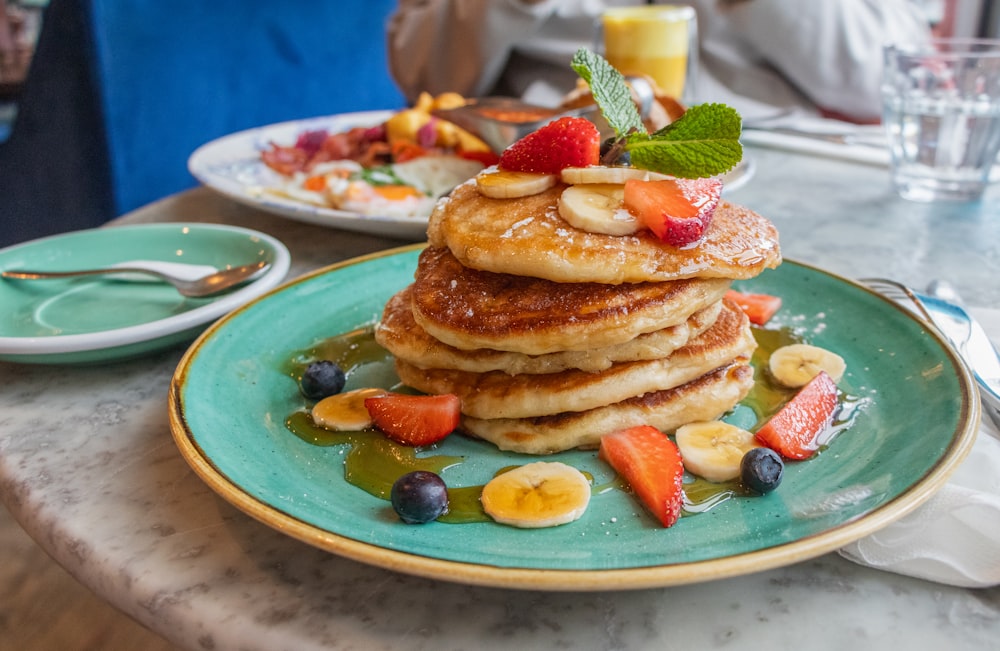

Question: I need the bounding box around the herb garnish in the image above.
[570,49,743,178]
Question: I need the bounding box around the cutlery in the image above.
[742,126,886,148]
[1,259,270,298]
[863,277,1000,430]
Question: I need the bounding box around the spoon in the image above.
[1,259,270,298]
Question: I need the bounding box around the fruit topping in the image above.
[390,470,450,524]
[558,183,641,235]
[768,343,846,388]
[755,371,839,460]
[599,425,685,527]
[299,360,347,400]
[675,421,760,483]
[312,387,386,431]
[475,168,557,198]
[498,116,601,174]
[724,289,782,325]
[364,392,461,446]
[740,447,785,494]
[480,461,591,528]
[622,177,722,246]
[560,165,672,185]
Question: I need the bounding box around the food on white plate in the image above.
[259,92,498,217]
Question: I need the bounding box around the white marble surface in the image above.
[2,147,1000,650]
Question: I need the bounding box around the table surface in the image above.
[3,146,1000,651]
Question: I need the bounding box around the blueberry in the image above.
[391,471,449,524]
[299,360,346,400]
[599,136,630,165]
[740,447,784,494]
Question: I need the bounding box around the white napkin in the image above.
[838,307,1000,588]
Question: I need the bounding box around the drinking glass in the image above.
[597,5,698,104]
[882,38,1000,202]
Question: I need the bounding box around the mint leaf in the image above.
[626,104,743,178]
[570,49,645,137]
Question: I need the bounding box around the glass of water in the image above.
[882,38,1000,202]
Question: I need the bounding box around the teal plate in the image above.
[169,246,978,591]
[0,223,290,364]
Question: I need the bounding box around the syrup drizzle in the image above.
[283,324,864,523]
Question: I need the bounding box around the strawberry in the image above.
[623,177,722,247]
[755,371,839,460]
[498,116,600,174]
[364,393,461,446]
[599,425,685,528]
[725,289,782,325]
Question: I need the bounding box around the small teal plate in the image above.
[169,246,978,591]
[0,223,290,364]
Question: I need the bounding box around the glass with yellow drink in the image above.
[599,5,697,103]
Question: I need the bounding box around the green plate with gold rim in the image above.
[0,223,290,364]
[169,245,978,591]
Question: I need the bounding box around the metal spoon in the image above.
[1,260,270,298]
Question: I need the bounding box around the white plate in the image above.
[188,111,757,241]
[0,223,290,364]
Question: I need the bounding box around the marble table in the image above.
[2,146,1000,650]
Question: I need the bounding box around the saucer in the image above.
[0,223,290,364]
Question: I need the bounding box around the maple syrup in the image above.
[283,323,863,523]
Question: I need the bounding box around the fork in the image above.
[862,278,1000,430]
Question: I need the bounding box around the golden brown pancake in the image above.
[410,246,731,355]
[395,299,754,420]
[461,362,756,454]
[427,180,781,284]
[376,286,722,374]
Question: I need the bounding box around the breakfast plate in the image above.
[188,111,757,241]
[169,245,977,591]
[0,223,290,364]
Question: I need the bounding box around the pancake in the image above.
[460,362,756,454]
[395,299,754,420]
[376,286,722,374]
[427,180,781,284]
[410,246,731,355]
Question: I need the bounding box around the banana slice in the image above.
[675,421,759,483]
[475,168,557,198]
[481,461,591,528]
[558,183,642,236]
[312,387,386,431]
[561,166,673,185]
[768,343,846,388]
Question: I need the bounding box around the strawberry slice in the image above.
[755,371,838,460]
[623,177,722,247]
[498,116,600,174]
[364,393,461,446]
[599,425,685,527]
[725,289,782,325]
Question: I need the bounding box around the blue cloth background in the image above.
[1,0,406,247]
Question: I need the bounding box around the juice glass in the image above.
[598,5,697,103]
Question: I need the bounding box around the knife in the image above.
[917,291,1000,428]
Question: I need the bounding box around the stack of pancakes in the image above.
[375,180,781,454]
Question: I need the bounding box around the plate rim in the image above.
[0,222,291,355]
[168,245,980,591]
[187,111,755,240]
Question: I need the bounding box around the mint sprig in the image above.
[570,49,645,138]
[571,48,743,179]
